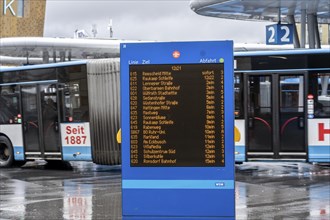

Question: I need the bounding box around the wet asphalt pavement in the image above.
[0,161,329,220]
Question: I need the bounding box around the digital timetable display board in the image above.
[121,41,235,220]
[129,64,225,167]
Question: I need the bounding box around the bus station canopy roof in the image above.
[1,37,329,66]
[190,0,330,24]
[0,37,121,59]
[0,37,303,66]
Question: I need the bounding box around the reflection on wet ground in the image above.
[0,161,329,219]
[0,161,122,220]
[235,162,330,220]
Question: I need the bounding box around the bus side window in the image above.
[311,73,330,118]
[63,81,89,122]
[0,86,20,124]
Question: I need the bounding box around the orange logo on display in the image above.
[234,126,241,142]
[172,50,180,58]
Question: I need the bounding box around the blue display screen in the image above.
[121,41,235,219]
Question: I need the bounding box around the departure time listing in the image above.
[129,63,225,167]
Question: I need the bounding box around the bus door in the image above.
[21,83,61,160]
[246,74,306,160]
[279,75,305,158]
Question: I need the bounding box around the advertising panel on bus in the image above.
[235,120,245,162]
[308,119,330,162]
[61,122,92,161]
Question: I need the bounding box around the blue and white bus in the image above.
[1,49,329,167]
[0,59,121,167]
[234,49,330,163]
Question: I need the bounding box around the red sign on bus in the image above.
[61,123,91,146]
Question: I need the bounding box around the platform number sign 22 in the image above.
[266,24,293,45]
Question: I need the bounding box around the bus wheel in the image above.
[0,136,14,168]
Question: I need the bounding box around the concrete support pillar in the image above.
[25,50,29,65]
[301,9,306,48]
[287,15,300,48]
[53,51,57,63]
[314,16,321,48]
[42,50,49,63]
[307,14,316,48]
[59,51,65,62]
